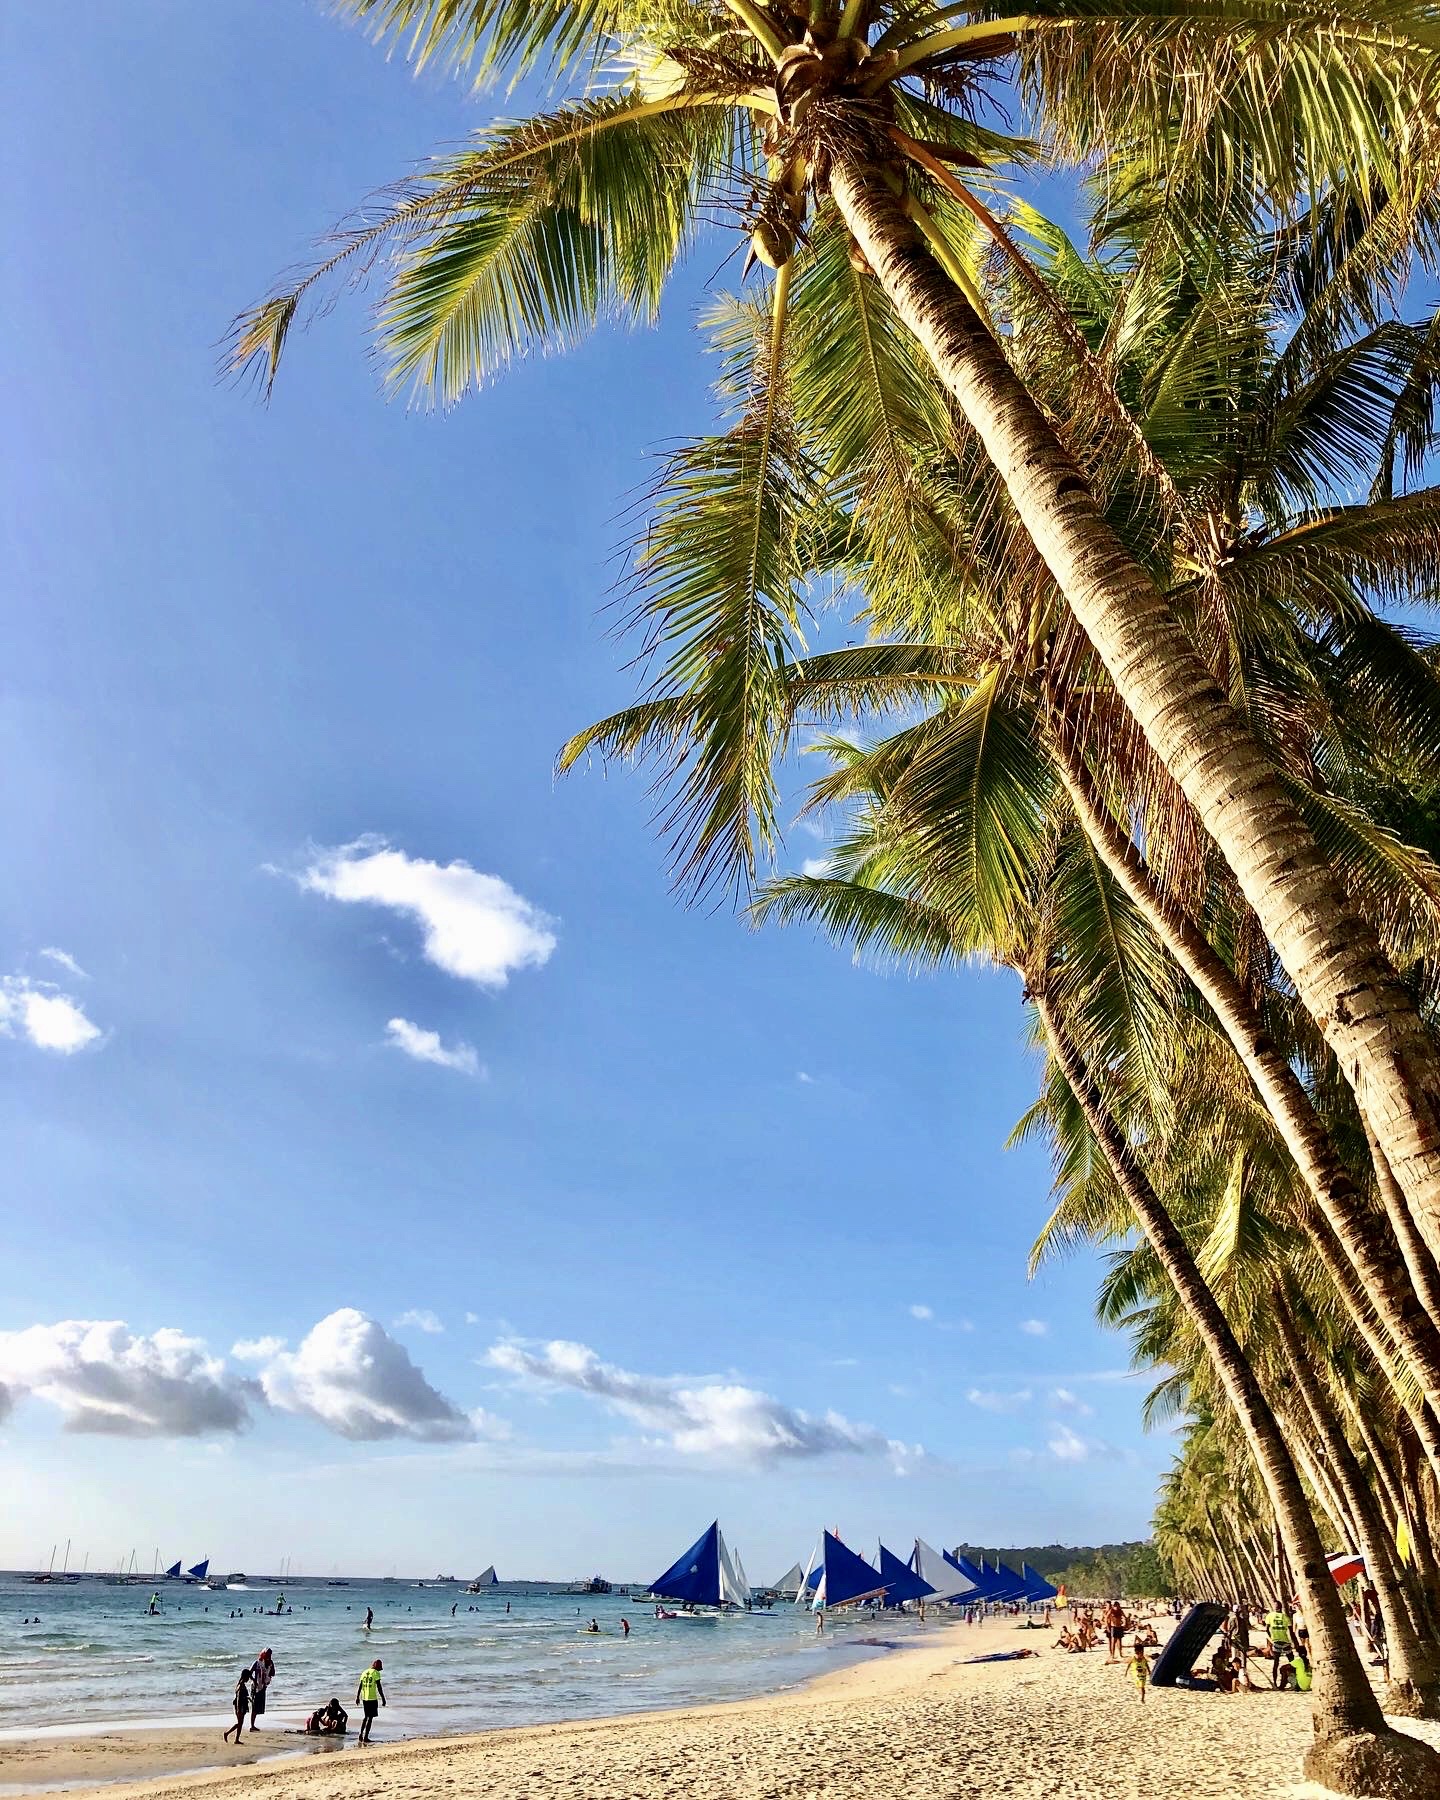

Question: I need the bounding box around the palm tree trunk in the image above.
[1365,1115,1440,1330]
[1049,729,1440,1405]
[1274,1293,1440,1716]
[827,150,1440,1265]
[1029,982,1440,1794]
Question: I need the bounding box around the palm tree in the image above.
[235,0,1440,1253]
[752,782,1438,1784]
[558,203,1440,1432]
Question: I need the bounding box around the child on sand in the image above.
[224,1667,251,1744]
[1128,1639,1151,1704]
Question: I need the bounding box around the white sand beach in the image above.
[6,1614,1439,1800]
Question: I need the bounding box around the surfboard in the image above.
[1150,1602,1228,1688]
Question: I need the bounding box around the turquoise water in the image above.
[0,1574,907,1749]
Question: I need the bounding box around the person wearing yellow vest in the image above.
[1264,1607,1291,1686]
[355,1659,385,1744]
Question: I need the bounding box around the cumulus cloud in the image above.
[0,976,102,1054]
[256,1308,475,1441]
[487,1338,917,1471]
[1049,1386,1094,1417]
[1020,1318,1049,1337]
[801,858,831,877]
[908,1303,934,1321]
[385,1018,482,1076]
[39,948,88,980]
[394,1309,444,1335]
[796,1071,814,1084]
[1047,1423,1092,1462]
[966,1386,1032,1414]
[0,1321,249,1436]
[294,839,556,988]
[231,1336,285,1363]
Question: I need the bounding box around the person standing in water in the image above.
[355,1660,385,1745]
[364,1607,373,1631]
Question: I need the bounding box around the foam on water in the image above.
[0,1574,905,1744]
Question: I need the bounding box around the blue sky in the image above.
[0,1,1166,1580]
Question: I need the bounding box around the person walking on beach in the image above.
[1103,1600,1125,1663]
[1128,1639,1151,1705]
[224,1666,251,1744]
[355,1659,385,1745]
[248,1648,274,1731]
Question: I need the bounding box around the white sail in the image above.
[733,1549,750,1605]
[770,1562,806,1597]
[795,1536,823,1607]
[717,1528,750,1609]
[913,1537,977,1601]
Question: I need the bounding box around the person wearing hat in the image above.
[355,1659,385,1745]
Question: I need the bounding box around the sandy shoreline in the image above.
[6,1613,1440,1800]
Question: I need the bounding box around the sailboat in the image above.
[466,1566,499,1593]
[186,1560,210,1583]
[809,1531,888,1612]
[162,1561,183,1580]
[877,1544,934,1609]
[911,1538,979,1602]
[769,1562,807,1600]
[644,1521,750,1615]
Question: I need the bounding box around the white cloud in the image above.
[796,1070,814,1084]
[294,839,556,989]
[231,1336,285,1363]
[486,1338,918,1471]
[967,1386,1033,1414]
[395,1309,444,1335]
[1019,1318,1049,1337]
[1049,1386,1094,1417]
[385,1017,482,1076]
[464,1312,481,1326]
[0,976,102,1054]
[1047,1423,1091,1462]
[39,948,88,980]
[801,858,831,878]
[0,1321,249,1436]
[256,1308,475,1442]
[909,1303,933,1321]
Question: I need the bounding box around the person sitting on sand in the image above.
[1209,1642,1238,1693]
[1133,1622,1159,1649]
[306,1698,348,1735]
[1055,1627,1078,1652]
[224,1666,251,1744]
[355,1660,385,1745]
[1128,1640,1151,1705]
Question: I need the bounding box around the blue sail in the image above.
[1022,1563,1058,1602]
[649,1522,721,1605]
[187,1560,209,1580]
[951,1554,1009,1600]
[163,1561,182,1579]
[878,1544,933,1606]
[993,1561,1029,1600]
[817,1532,888,1610]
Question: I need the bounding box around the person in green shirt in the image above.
[355,1659,385,1745]
[1264,1608,1291,1686]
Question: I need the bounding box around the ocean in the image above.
[0,1573,909,1750]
